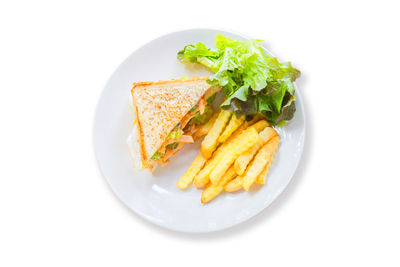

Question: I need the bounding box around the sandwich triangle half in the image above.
[131,77,212,165]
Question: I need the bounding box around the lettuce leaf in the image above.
[189,105,213,125]
[151,152,161,160]
[167,126,181,140]
[166,142,179,150]
[178,35,300,125]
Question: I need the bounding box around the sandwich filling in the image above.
[150,93,216,164]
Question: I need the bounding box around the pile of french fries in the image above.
[177,110,280,203]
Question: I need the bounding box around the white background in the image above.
[1,0,399,266]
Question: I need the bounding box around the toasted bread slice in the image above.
[129,77,214,170]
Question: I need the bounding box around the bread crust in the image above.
[131,76,208,92]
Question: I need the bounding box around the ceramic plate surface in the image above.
[94,28,305,233]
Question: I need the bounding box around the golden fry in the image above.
[245,115,262,126]
[193,157,217,189]
[201,167,237,203]
[234,127,277,175]
[177,153,207,189]
[181,108,280,203]
[256,142,278,184]
[209,127,260,185]
[193,119,253,188]
[218,114,245,143]
[234,144,260,176]
[201,184,222,203]
[250,120,269,132]
[201,110,231,159]
[224,176,243,192]
[259,127,278,143]
[193,125,244,189]
[243,136,280,190]
[193,112,219,140]
[252,113,266,122]
[208,123,264,184]
[256,161,269,185]
[223,121,247,143]
[218,166,238,186]
[193,146,227,188]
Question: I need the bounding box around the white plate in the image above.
[94,28,305,233]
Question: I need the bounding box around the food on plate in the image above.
[179,113,280,202]
[192,112,219,140]
[256,157,274,185]
[201,110,231,159]
[193,146,225,189]
[234,127,278,175]
[178,34,300,126]
[126,34,300,204]
[201,166,237,203]
[224,135,279,192]
[209,126,259,185]
[224,176,244,193]
[248,120,269,132]
[242,136,280,190]
[176,153,207,190]
[218,114,245,143]
[126,77,219,171]
[193,118,263,189]
[173,34,299,202]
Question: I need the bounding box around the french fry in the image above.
[180,107,281,203]
[205,122,265,186]
[220,115,260,143]
[224,121,248,143]
[224,176,243,192]
[193,154,219,189]
[193,122,249,189]
[256,141,278,184]
[192,111,219,140]
[209,127,260,185]
[245,114,262,126]
[218,114,245,143]
[256,161,269,185]
[193,145,229,189]
[201,110,231,159]
[177,153,207,189]
[243,136,280,190]
[201,166,237,203]
[234,127,277,175]
[218,166,238,187]
[201,186,221,203]
[250,120,269,133]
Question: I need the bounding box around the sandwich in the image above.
[126,77,219,171]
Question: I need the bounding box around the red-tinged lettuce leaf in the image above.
[264,94,296,125]
[268,78,295,114]
[276,95,296,125]
[224,96,259,117]
[279,62,301,81]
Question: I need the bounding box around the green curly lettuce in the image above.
[178,34,300,125]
